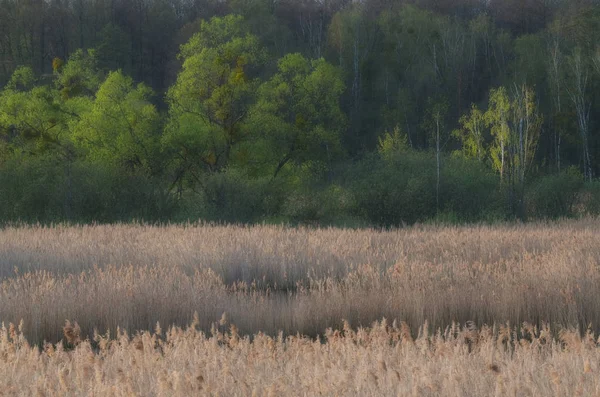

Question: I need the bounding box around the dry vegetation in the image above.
[1,219,600,395]
[3,319,600,396]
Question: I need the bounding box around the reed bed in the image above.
[1,219,599,343]
[2,319,600,396]
[1,220,600,395]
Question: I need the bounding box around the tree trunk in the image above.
[436,116,441,215]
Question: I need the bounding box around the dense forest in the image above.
[1,0,600,225]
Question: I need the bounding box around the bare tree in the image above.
[593,47,600,75]
[547,31,563,172]
[567,49,592,181]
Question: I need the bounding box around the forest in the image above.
[1,0,600,225]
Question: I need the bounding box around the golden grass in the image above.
[2,319,600,396]
[1,219,600,395]
[1,219,600,342]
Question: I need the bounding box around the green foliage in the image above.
[1,3,600,226]
[453,104,486,162]
[0,156,175,224]
[483,86,542,184]
[96,24,133,74]
[249,53,345,177]
[377,125,408,159]
[513,33,547,87]
[71,71,161,173]
[0,82,71,157]
[485,87,511,178]
[6,67,36,91]
[164,15,264,175]
[348,150,503,226]
[55,49,102,99]
[525,168,584,219]
[580,182,600,216]
[177,168,283,224]
[348,151,437,226]
[282,179,357,226]
[440,157,505,222]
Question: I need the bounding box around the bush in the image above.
[176,168,284,224]
[347,151,437,226]
[0,156,176,224]
[525,168,583,219]
[579,181,600,216]
[346,150,504,227]
[281,183,360,226]
[440,157,504,222]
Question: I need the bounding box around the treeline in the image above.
[1,0,600,226]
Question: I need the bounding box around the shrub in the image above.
[282,183,358,226]
[579,181,600,216]
[0,156,176,224]
[439,157,504,222]
[177,168,284,224]
[347,151,436,226]
[347,150,503,226]
[525,168,583,219]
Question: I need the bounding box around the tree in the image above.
[453,104,486,162]
[423,97,449,214]
[547,22,566,172]
[485,85,542,216]
[71,71,161,174]
[54,49,102,99]
[0,67,72,158]
[378,124,409,160]
[594,47,600,75]
[163,15,265,188]
[511,84,543,205]
[485,87,511,181]
[249,53,345,178]
[96,24,133,75]
[566,48,593,181]
[328,4,378,149]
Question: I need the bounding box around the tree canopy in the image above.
[1,2,600,225]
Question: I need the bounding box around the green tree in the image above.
[378,124,408,160]
[249,53,345,178]
[0,67,72,158]
[72,71,160,174]
[163,15,265,187]
[96,24,133,75]
[566,48,593,181]
[453,104,486,162]
[485,85,542,217]
[485,87,511,181]
[54,49,102,99]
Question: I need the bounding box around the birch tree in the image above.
[566,49,592,181]
[547,28,564,172]
[453,104,486,162]
[484,85,542,216]
[423,97,449,215]
[485,87,511,182]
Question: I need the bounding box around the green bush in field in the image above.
[580,182,600,216]
[281,183,359,226]
[525,168,584,219]
[0,157,175,224]
[176,168,284,224]
[439,157,504,222]
[347,151,436,226]
[0,155,62,222]
[346,150,503,227]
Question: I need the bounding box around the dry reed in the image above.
[1,219,600,394]
[1,219,599,343]
[1,319,600,396]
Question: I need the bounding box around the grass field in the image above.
[1,219,600,395]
